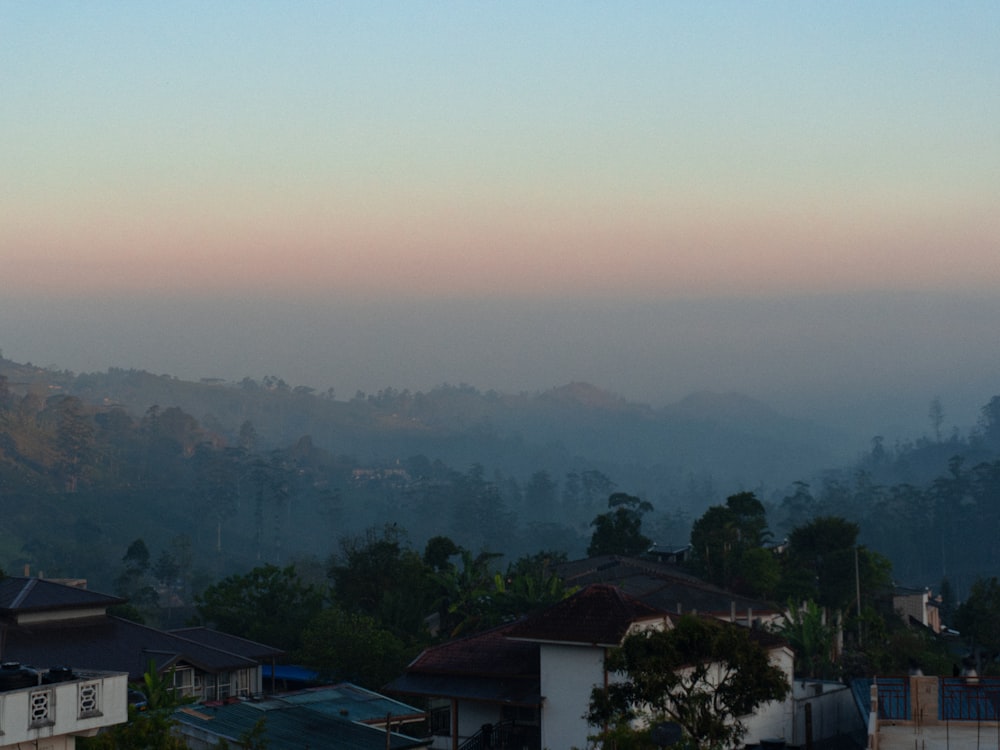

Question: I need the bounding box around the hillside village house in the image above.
[892,586,943,633]
[387,583,796,750]
[0,576,283,702]
[0,575,435,750]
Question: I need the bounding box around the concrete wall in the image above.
[539,643,607,750]
[788,679,861,746]
[0,672,128,750]
[741,648,796,745]
[455,700,500,746]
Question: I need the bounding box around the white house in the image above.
[387,583,795,750]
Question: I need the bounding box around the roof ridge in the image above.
[10,577,37,609]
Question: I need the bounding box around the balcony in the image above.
[0,665,128,749]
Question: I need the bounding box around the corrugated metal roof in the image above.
[175,700,429,749]
[280,684,425,722]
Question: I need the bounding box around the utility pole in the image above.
[855,546,862,647]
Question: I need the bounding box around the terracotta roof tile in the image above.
[505,584,668,646]
[408,622,538,677]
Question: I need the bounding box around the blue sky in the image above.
[2,2,998,438]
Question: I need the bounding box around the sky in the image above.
[2,2,999,441]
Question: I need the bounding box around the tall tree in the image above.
[53,395,95,491]
[300,607,410,689]
[587,492,653,557]
[588,615,790,750]
[689,492,775,595]
[328,524,434,640]
[194,564,324,651]
[954,576,1000,673]
[779,516,892,617]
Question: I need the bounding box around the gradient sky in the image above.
[2,2,999,439]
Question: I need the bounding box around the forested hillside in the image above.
[1,356,999,600]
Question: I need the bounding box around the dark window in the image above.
[430,706,451,735]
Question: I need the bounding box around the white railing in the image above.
[0,671,127,746]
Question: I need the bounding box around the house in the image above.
[0,663,128,750]
[174,684,430,750]
[0,576,283,702]
[892,586,942,633]
[386,620,543,750]
[386,583,795,750]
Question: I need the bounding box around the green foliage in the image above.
[430,547,503,637]
[299,607,412,689]
[141,661,185,711]
[954,576,1000,672]
[779,516,892,614]
[587,493,653,557]
[846,611,954,678]
[494,550,575,622]
[423,535,461,571]
[587,719,668,750]
[689,492,773,595]
[195,564,324,651]
[773,600,837,679]
[114,538,161,624]
[78,708,190,750]
[328,524,435,640]
[589,615,789,750]
[238,717,268,750]
[79,662,190,750]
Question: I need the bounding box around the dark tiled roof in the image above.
[0,577,123,615]
[555,556,780,617]
[505,583,668,646]
[404,622,538,678]
[384,622,541,706]
[175,701,429,750]
[2,616,258,680]
[169,627,285,661]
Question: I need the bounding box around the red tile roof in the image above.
[406,622,538,677]
[505,583,670,647]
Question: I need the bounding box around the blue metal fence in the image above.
[940,678,1000,721]
[874,677,911,721]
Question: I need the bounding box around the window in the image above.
[78,681,103,718]
[231,669,253,698]
[217,672,231,700]
[430,706,451,735]
[29,689,54,727]
[171,667,195,697]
